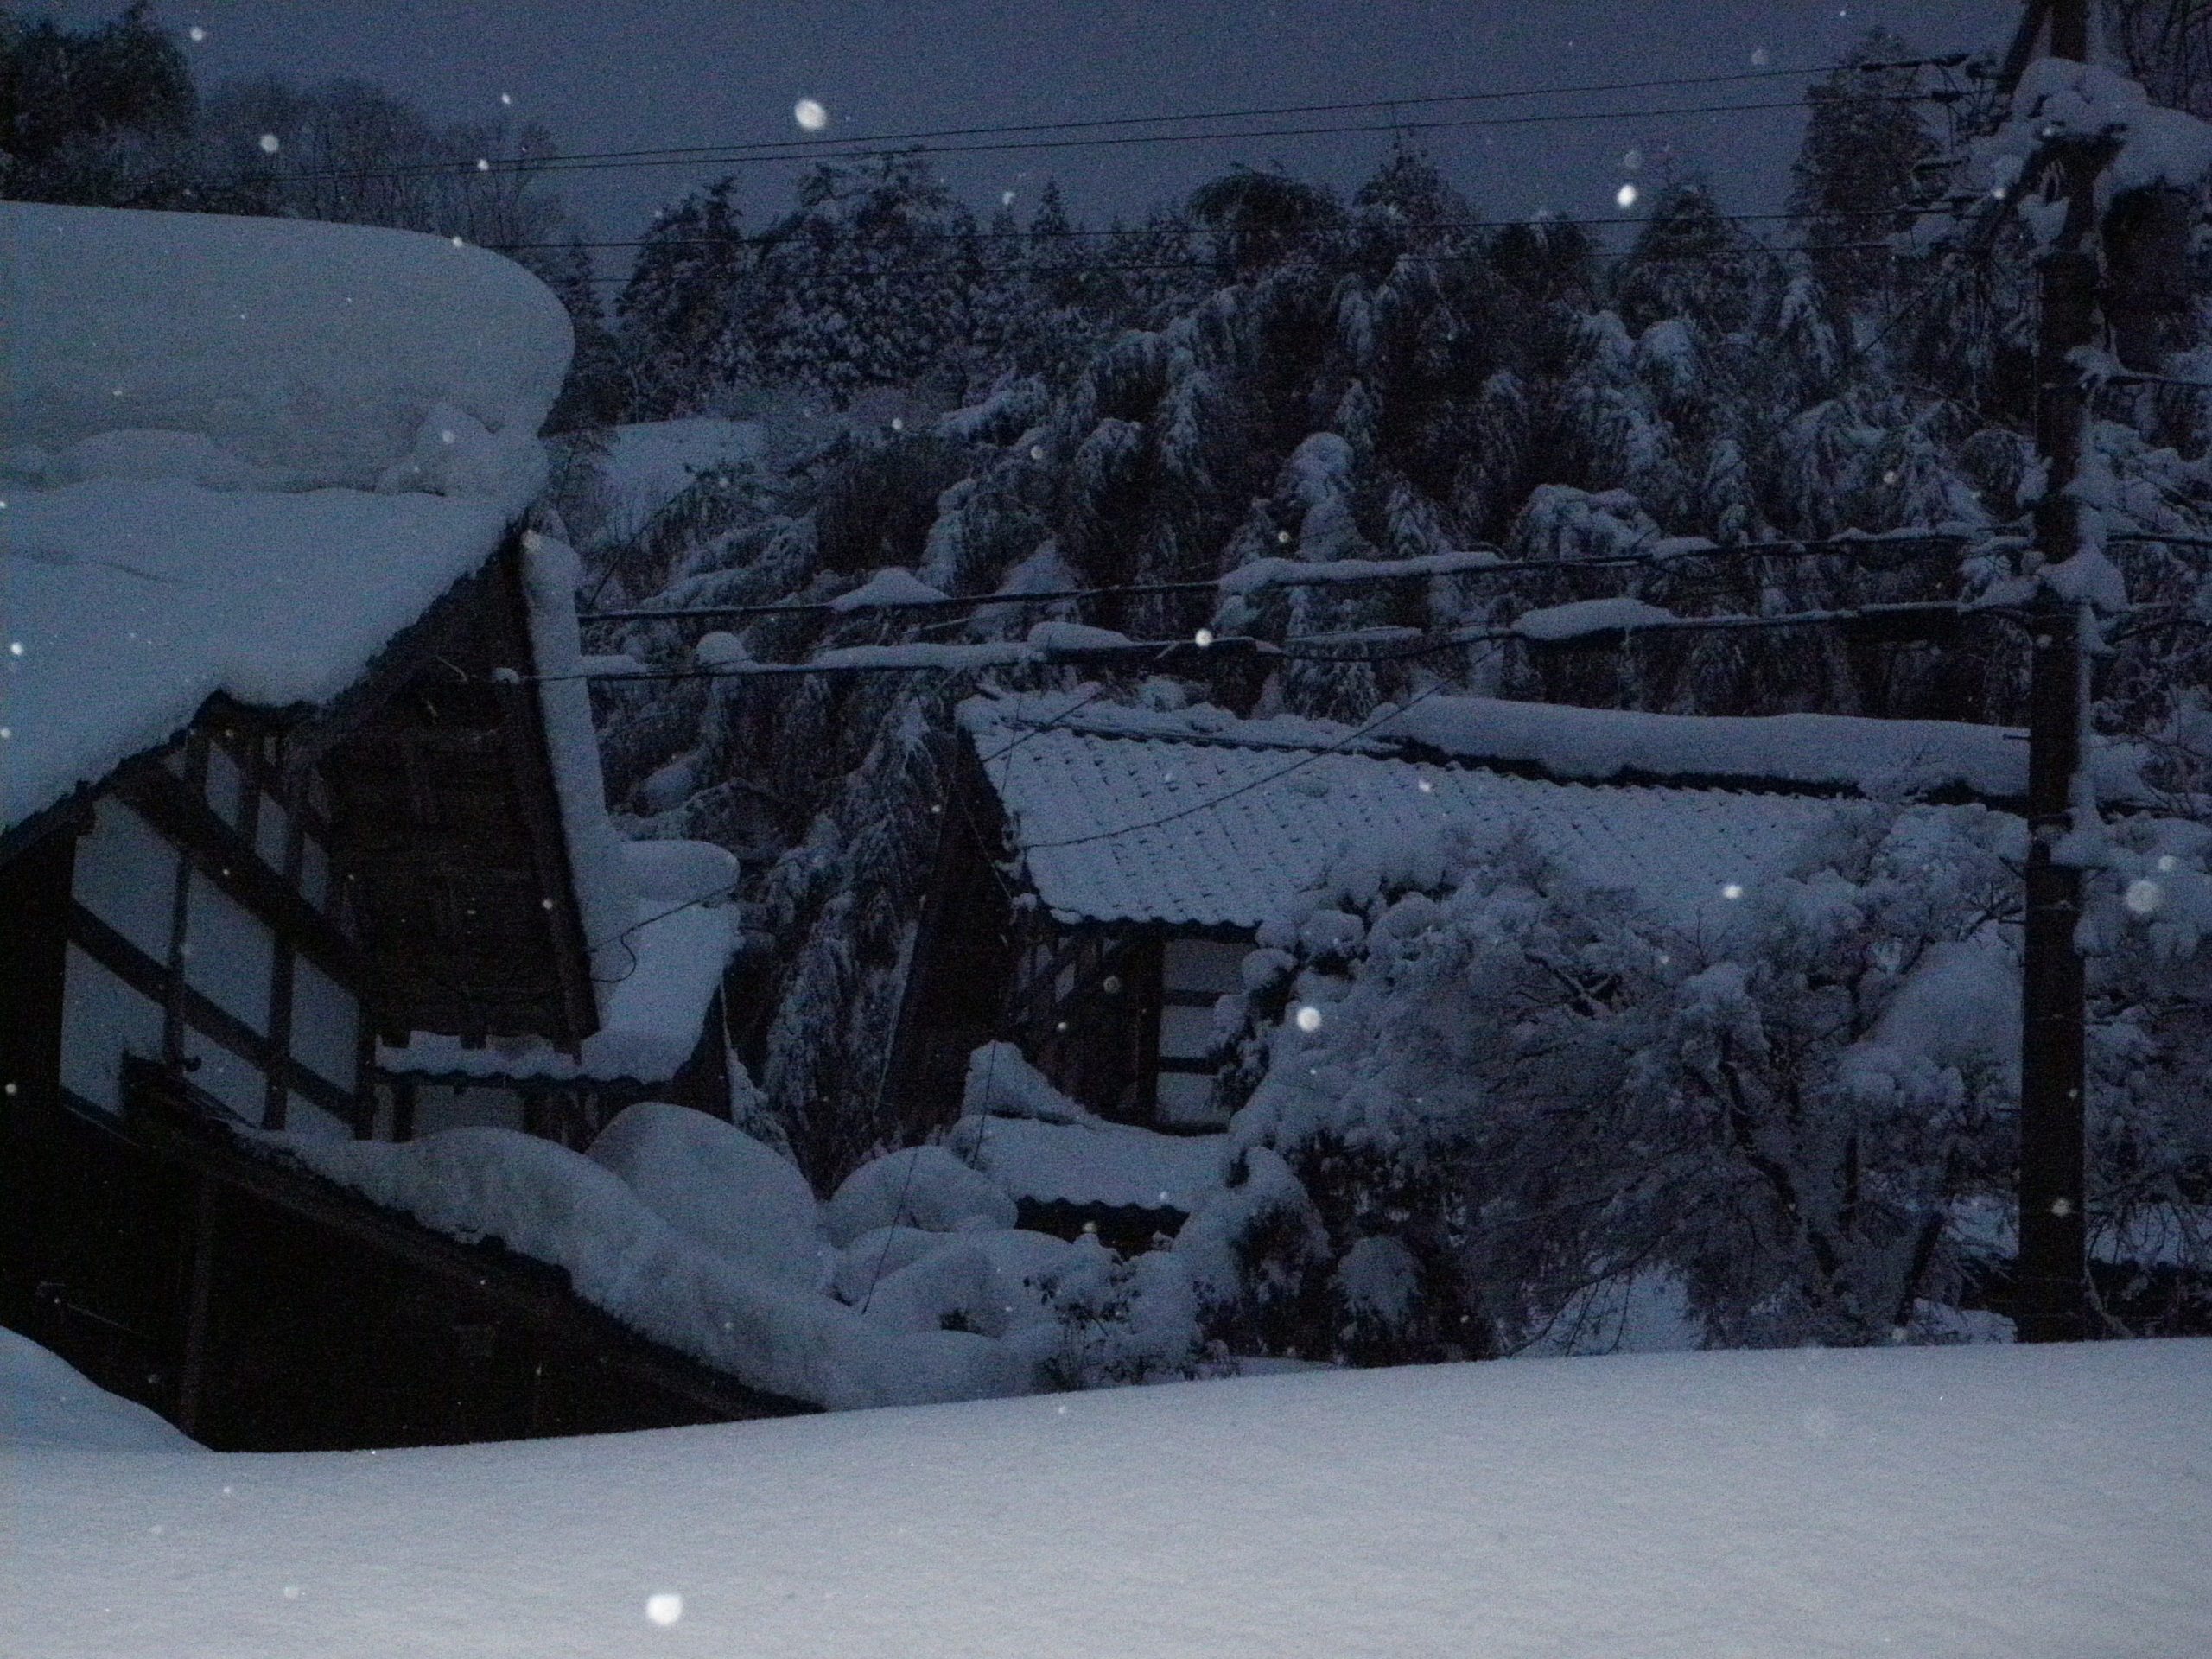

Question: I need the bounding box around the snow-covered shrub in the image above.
[2072,817,2212,1332]
[1624,807,2022,1347]
[584,1102,829,1292]
[1034,1236,1223,1389]
[963,1041,1101,1124]
[824,1145,1018,1246]
[1191,804,2037,1360]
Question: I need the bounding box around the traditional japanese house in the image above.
[0,203,785,1447]
[887,690,2031,1236]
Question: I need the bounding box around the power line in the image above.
[546,597,2010,686]
[1277,599,1999,665]
[264,57,1971,185]
[487,95,1961,185]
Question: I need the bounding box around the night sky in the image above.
[60,1,2021,239]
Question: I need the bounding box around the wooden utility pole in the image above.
[2015,0,2106,1344]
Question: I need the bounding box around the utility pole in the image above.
[2014,0,2104,1344]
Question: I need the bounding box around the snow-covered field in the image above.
[5,1334,2206,1658]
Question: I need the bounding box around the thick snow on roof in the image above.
[8,1337,2208,1656]
[967,701,1887,933]
[266,1124,1032,1414]
[514,532,639,1003]
[0,204,568,490]
[380,839,739,1083]
[0,204,573,836]
[1,481,518,832]
[1371,695,2043,798]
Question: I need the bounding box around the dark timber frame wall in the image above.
[66,1063,807,1447]
[885,752,1249,1135]
[0,530,766,1446]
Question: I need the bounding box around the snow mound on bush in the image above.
[962,1040,1100,1124]
[825,1147,1017,1245]
[586,1103,828,1291]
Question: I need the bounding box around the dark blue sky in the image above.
[67,2,2020,238]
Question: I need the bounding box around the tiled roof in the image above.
[969,708,1894,932]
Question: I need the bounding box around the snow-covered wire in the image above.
[582,531,1980,628]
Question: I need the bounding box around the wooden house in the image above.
[0,203,790,1447]
[886,691,2030,1236]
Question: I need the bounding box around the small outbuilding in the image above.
[887,690,2032,1174]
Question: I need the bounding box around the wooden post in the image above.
[174,1176,219,1437]
[2015,126,2112,1344]
[2048,0,2088,60]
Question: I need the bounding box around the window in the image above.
[256,795,293,873]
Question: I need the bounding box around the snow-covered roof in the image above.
[380,840,741,1084]
[2,482,524,834]
[954,1116,1227,1215]
[0,203,568,490]
[965,696,1951,933]
[0,204,572,837]
[1370,696,2045,799]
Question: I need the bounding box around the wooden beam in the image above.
[114,762,366,985]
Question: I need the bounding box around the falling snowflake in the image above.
[794,98,829,131]
[1621,146,1643,172]
[258,133,281,154]
[2125,879,2164,915]
[645,1592,683,1626]
[500,92,514,106]
[188,24,207,41]
[1294,1005,1324,1033]
[1721,882,1744,900]
[1193,627,1215,646]
[1615,182,1638,210]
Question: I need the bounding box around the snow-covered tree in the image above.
[1191,804,2038,1358]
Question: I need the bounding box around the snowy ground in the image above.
[5,1337,2206,1658]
